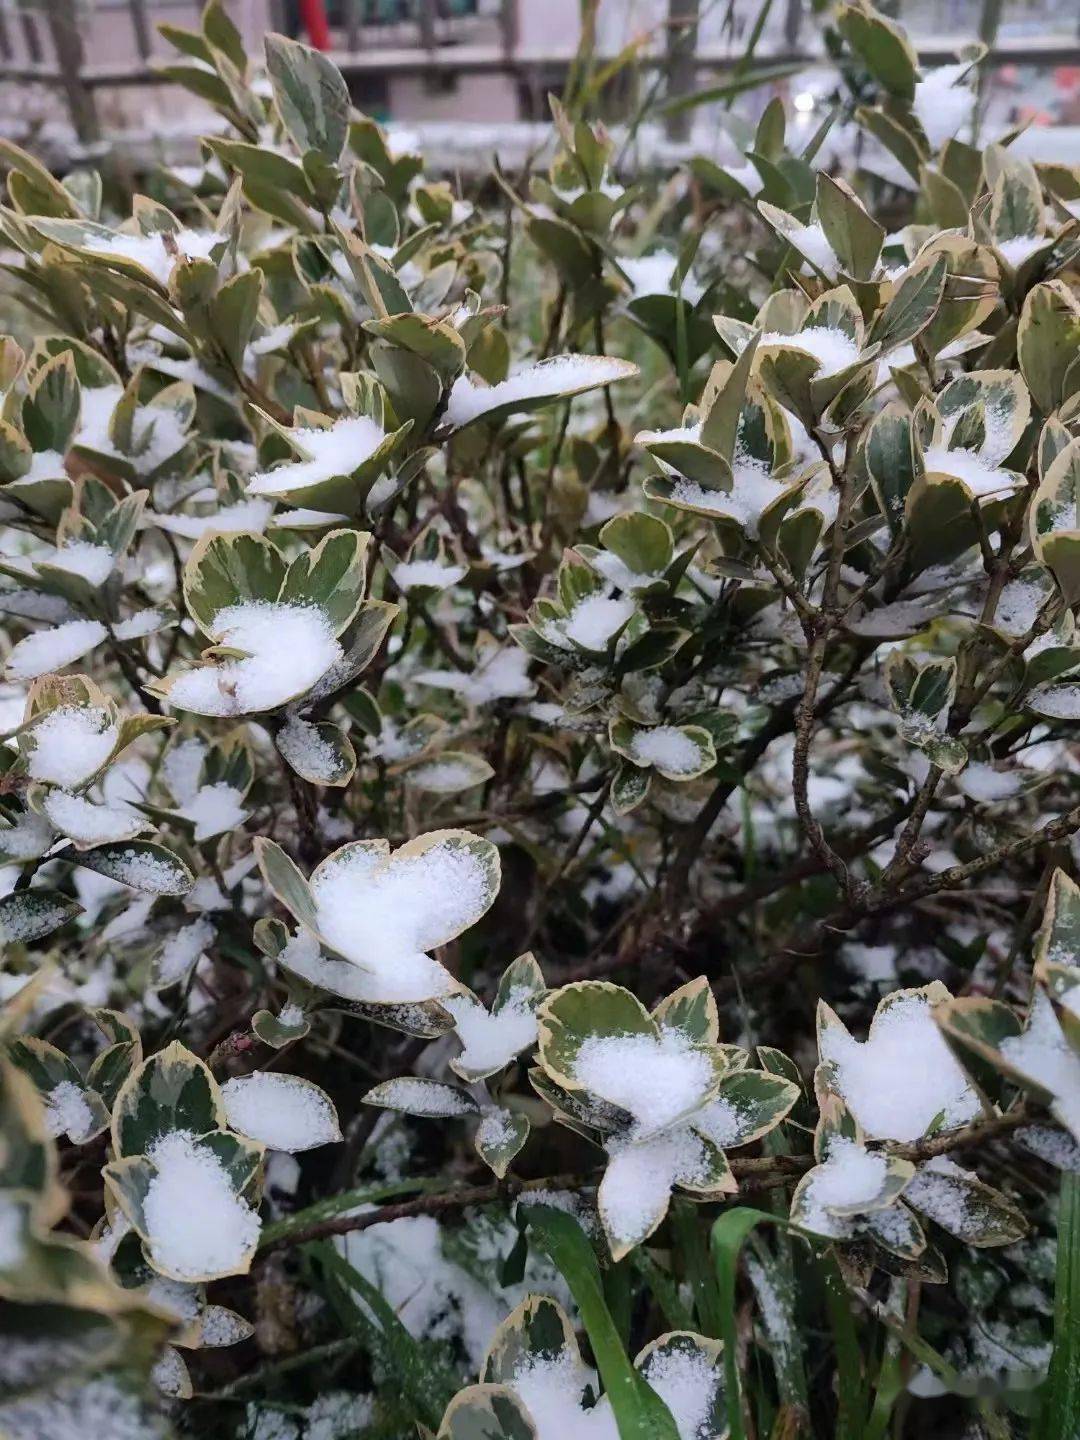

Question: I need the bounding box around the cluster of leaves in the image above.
[2,0,1080,1435]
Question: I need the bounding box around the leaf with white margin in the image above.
[482,1294,581,1384]
[111,1040,224,1158]
[405,751,495,795]
[599,1129,734,1261]
[446,954,545,1082]
[444,354,639,431]
[437,1384,538,1440]
[634,1330,727,1440]
[0,889,81,946]
[475,1109,530,1179]
[71,840,194,896]
[363,1076,478,1118]
[276,714,356,787]
[220,1071,341,1152]
[903,1156,1026,1246]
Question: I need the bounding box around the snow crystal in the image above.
[43,1080,94,1142]
[155,497,273,539]
[956,763,1020,803]
[43,789,146,844]
[277,715,341,781]
[445,355,636,429]
[393,559,469,592]
[560,593,635,650]
[304,1392,375,1440]
[996,577,1047,637]
[629,726,703,775]
[785,221,839,277]
[668,455,786,539]
[805,1138,887,1228]
[417,646,534,705]
[6,618,107,679]
[155,917,214,987]
[1028,683,1080,720]
[45,541,114,586]
[27,705,118,789]
[510,1349,612,1437]
[821,993,981,1141]
[372,1077,475,1116]
[1001,991,1080,1138]
[0,810,54,860]
[142,1129,261,1279]
[82,227,220,284]
[922,444,1021,500]
[574,1030,714,1137]
[178,781,248,840]
[167,602,341,716]
[995,235,1044,270]
[98,845,191,895]
[622,249,705,306]
[247,415,386,499]
[114,609,165,640]
[642,1341,720,1440]
[444,988,539,1074]
[221,1071,340,1151]
[310,839,491,1002]
[1017,1124,1080,1172]
[0,1376,167,1440]
[904,1155,979,1237]
[162,738,206,803]
[761,325,861,377]
[912,63,974,150]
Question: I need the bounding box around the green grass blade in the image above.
[819,1250,866,1440]
[525,1204,680,1440]
[1035,1172,1080,1439]
[712,1206,787,1440]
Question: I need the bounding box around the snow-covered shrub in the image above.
[1,0,1080,1434]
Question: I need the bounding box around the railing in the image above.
[1,0,1078,150]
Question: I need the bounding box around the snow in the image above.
[640,1340,722,1440]
[178,781,249,840]
[417,646,534,705]
[6,618,107,679]
[247,415,387,499]
[761,326,861,377]
[0,1377,167,1440]
[26,704,118,789]
[45,541,114,585]
[599,1129,713,1249]
[155,497,273,539]
[142,1129,262,1279]
[43,1080,94,1142]
[42,789,147,844]
[81,227,220,284]
[995,235,1045,269]
[372,1078,475,1116]
[561,593,635,650]
[0,810,55,860]
[1001,991,1080,1138]
[93,844,192,895]
[309,837,493,1002]
[406,758,486,793]
[821,993,981,1142]
[443,988,539,1075]
[922,444,1021,500]
[155,918,214,987]
[622,249,705,306]
[996,577,1048,637]
[114,609,165,640]
[798,1138,887,1237]
[904,1155,980,1237]
[573,1029,714,1138]
[277,715,341,782]
[167,602,341,716]
[912,63,975,150]
[1028,683,1080,719]
[629,726,703,775]
[162,738,206,803]
[668,453,787,538]
[76,384,189,470]
[445,355,636,429]
[221,1071,341,1151]
[392,558,469,592]
[510,1349,612,1438]
[956,762,1020,803]
[784,221,839,277]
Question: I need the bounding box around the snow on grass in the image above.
[573,1030,715,1137]
[309,839,493,1003]
[1001,991,1080,1138]
[167,602,341,716]
[821,993,981,1142]
[417,646,534,705]
[81,227,221,284]
[26,705,118,790]
[43,1080,94,1142]
[154,497,274,540]
[178,781,249,840]
[45,541,115,585]
[797,1138,888,1237]
[761,326,861,376]
[142,1130,261,1280]
[277,715,341,782]
[42,789,147,845]
[443,988,539,1075]
[5,618,107,679]
[221,1071,341,1151]
[155,917,214,988]
[392,558,469,592]
[629,726,703,775]
[560,593,635,651]
[445,355,637,429]
[247,415,387,498]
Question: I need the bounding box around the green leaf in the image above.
[281,528,370,635]
[1034,1172,1080,1440]
[23,352,80,453]
[816,174,884,281]
[264,34,350,163]
[70,840,194,896]
[524,1205,681,1440]
[1019,282,1080,418]
[836,3,918,101]
[0,890,81,946]
[253,836,318,930]
[208,269,262,373]
[111,1040,223,1157]
[183,530,287,636]
[869,254,947,353]
[475,1110,530,1179]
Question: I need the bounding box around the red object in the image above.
[298,0,331,50]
